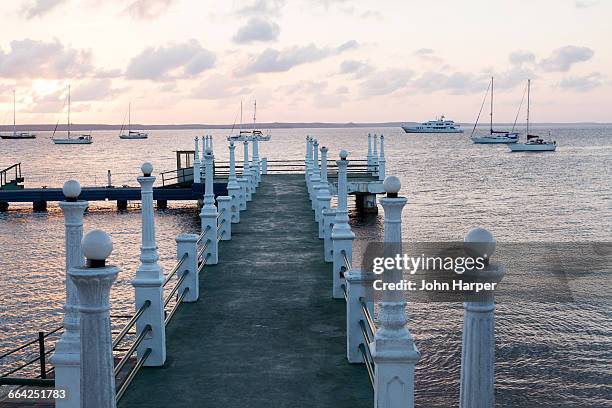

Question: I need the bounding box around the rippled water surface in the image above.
[1,126,610,407]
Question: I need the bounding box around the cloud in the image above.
[234,0,286,17]
[509,50,536,66]
[241,40,358,74]
[339,59,373,78]
[413,48,444,65]
[124,0,174,20]
[0,39,93,78]
[70,79,120,101]
[575,0,599,8]
[190,75,253,99]
[233,17,280,44]
[559,72,604,92]
[125,40,216,81]
[20,0,67,19]
[410,71,486,95]
[539,45,594,72]
[360,10,383,20]
[360,68,414,96]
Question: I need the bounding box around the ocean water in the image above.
[0,125,610,407]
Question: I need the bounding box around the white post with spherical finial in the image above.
[373,134,379,175]
[69,230,118,408]
[331,149,354,299]
[367,133,373,172]
[373,176,420,408]
[227,141,242,223]
[306,137,315,193]
[378,134,386,181]
[310,140,321,208]
[49,180,87,408]
[200,148,219,264]
[132,162,166,366]
[242,141,252,202]
[316,146,331,237]
[252,137,261,185]
[305,136,312,181]
[193,136,201,184]
[460,228,503,408]
[209,135,214,153]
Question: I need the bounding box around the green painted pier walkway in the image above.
[119,174,372,408]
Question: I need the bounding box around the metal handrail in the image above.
[115,347,152,402]
[197,239,210,262]
[114,325,151,377]
[359,319,373,346]
[112,300,151,350]
[163,252,189,287]
[197,225,211,245]
[341,250,351,272]
[198,253,210,272]
[163,271,189,308]
[164,288,189,325]
[341,283,348,303]
[358,343,375,388]
[359,297,376,335]
[0,326,62,361]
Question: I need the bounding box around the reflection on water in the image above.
[0,126,610,406]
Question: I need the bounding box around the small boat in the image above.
[227,100,272,142]
[402,115,463,133]
[119,103,148,139]
[51,86,93,145]
[0,90,36,139]
[509,80,556,152]
[471,77,519,144]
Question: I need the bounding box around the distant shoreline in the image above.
[1,122,611,132]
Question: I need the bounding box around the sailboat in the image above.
[471,77,519,144]
[509,80,556,152]
[227,100,271,142]
[0,90,36,139]
[51,86,93,144]
[119,103,148,139]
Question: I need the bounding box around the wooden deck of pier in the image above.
[118,173,372,408]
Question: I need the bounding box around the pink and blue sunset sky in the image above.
[0,0,610,124]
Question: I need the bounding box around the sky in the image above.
[0,0,610,124]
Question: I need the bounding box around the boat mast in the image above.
[526,79,530,137]
[13,90,16,136]
[67,85,71,138]
[490,76,493,134]
[253,100,257,131]
[239,100,243,132]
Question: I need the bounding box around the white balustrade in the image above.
[193,136,201,184]
[331,150,354,299]
[316,146,332,237]
[200,148,219,264]
[217,196,232,241]
[227,141,242,223]
[175,234,199,302]
[378,134,386,181]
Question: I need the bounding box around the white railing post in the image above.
[200,148,219,264]
[373,134,379,175]
[132,162,166,366]
[367,133,373,172]
[306,136,314,191]
[460,228,503,408]
[322,208,336,262]
[373,176,420,408]
[252,137,261,185]
[242,140,252,202]
[305,136,312,181]
[378,134,386,181]
[227,141,242,223]
[217,196,232,240]
[69,230,118,408]
[50,180,87,408]
[316,146,331,236]
[175,234,199,302]
[201,135,206,161]
[208,135,213,153]
[193,136,201,184]
[249,137,258,192]
[331,150,354,299]
[310,139,321,208]
[261,157,268,175]
[346,266,374,363]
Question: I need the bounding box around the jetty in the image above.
[0,134,503,408]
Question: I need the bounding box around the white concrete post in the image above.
[248,138,258,193]
[132,162,166,366]
[50,180,87,408]
[252,137,261,184]
[322,208,336,263]
[175,234,199,302]
[306,137,314,190]
[107,170,112,188]
[201,136,206,162]
[331,150,354,299]
[208,135,213,153]
[378,134,386,181]
[242,141,252,202]
[217,196,232,240]
[193,136,201,184]
[227,141,242,223]
[460,228,504,408]
[305,136,312,181]
[69,230,118,408]
[373,176,420,408]
[261,157,268,175]
[367,133,373,172]
[373,133,379,170]
[200,148,219,264]
[310,140,321,208]
[316,146,331,236]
